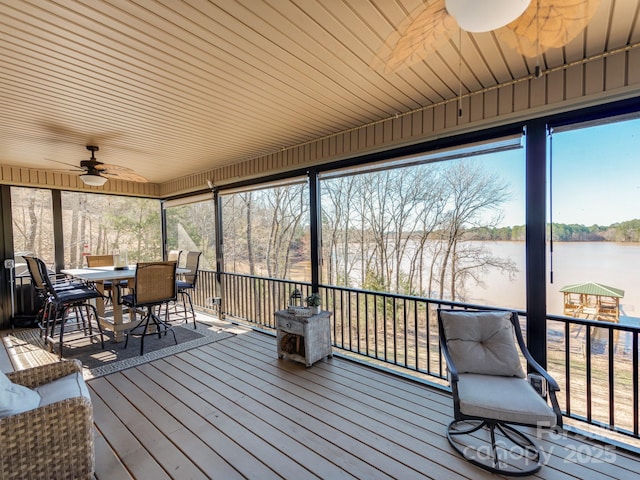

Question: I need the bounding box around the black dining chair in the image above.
[24,255,78,339]
[120,261,178,355]
[24,256,105,358]
[172,251,201,329]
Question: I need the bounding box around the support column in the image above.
[309,169,321,292]
[525,120,548,367]
[213,185,225,318]
[0,186,14,328]
[52,190,64,272]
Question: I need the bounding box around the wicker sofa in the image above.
[0,360,94,479]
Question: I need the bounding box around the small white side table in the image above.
[275,309,332,367]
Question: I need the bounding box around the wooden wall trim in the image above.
[0,167,161,197]
[155,46,638,197]
[2,50,638,200]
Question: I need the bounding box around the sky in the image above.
[476,115,640,228]
[550,117,640,226]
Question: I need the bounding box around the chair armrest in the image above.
[516,336,564,427]
[519,346,560,392]
[0,397,94,479]
[436,312,459,382]
[50,273,70,282]
[116,283,133,305]
[440,342,459,383]
[7,359,82,389]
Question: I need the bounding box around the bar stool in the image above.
[174,251,201,328]
[121,261,178,355]
[27,256,104,358]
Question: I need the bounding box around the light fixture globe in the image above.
[79,173,108,186]
[445,0,531,32]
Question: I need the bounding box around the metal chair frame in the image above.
[121,261,178,355]
[24,256,104,358]
[437,309,563,477]
[172,251,201,328]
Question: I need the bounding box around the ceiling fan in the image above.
[52,145,148,186]
[372,0,600,74]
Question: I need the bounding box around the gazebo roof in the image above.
[559,282,625,298]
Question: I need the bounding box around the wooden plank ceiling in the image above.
[0,0,638,185]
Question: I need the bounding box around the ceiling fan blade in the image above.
[102,170,149,183]
[371,0,457,74]
[50,168,84,175]
[45,158,84,169]
[499,0,601,57]
[94,163,135,173]
[47,147,147,183]
[97,163,148,181]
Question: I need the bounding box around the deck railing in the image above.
[191,270,640,443]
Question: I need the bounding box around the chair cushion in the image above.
[51,281,84,292]
[0,371,41,418]
[121,293,135,306]
[35,372,91,407]
[55,286,102,304]
[457,373,557,426]
[176,280,194,290]
[441,310,525,377]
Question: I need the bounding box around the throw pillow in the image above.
[441,310,526,378]
[0,370,41,418]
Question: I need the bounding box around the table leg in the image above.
[95,282,106,318]
[95,280,128,342]
[111,284,125,342]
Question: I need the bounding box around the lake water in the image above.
[463,241,640,317]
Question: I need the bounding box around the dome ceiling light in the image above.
[445,0,531,33]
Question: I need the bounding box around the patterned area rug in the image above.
[2,319,235,379]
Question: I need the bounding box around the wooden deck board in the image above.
[90,385,171,479]
[191,336,476,479]
[131,361,308,480]
[93,430,131,480]
[88,327,640,479]
[161,353,365,479]
[227,331,628,480]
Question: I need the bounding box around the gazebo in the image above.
[560,282,625,322]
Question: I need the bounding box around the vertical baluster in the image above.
[565,321,571,417]
[634,330,639,436]
[413,299,419,371]
[608,326,615,427]
[586,324,593,423]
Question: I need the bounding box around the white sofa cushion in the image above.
[457,373,557,426]
[0,370,41,418]
[35,372,91,407]
[441,310,525,378]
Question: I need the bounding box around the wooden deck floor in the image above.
[89,325,640,479]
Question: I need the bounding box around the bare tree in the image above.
[240,192,255,275]
[437,160,513,300]
[322,175,360,286]
[264,185,307,279]
[405,171,448,296]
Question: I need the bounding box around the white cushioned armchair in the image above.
[437,309,562,476]
[0,360,94,479]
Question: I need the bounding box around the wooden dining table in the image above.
[61,265,188,342]
[61,266,138,342]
